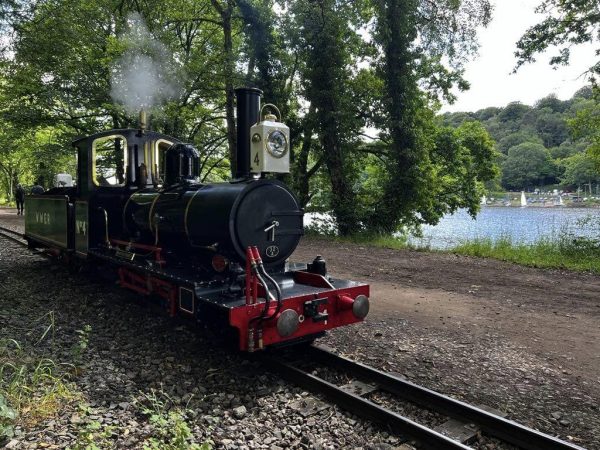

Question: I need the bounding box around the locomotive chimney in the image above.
[234,87,262,179]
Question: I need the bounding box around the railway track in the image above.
[261,344,586,450]
[0,224,589,449]
[0,224,27,246]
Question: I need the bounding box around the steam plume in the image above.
[110,13,180,115]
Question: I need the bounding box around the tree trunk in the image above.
[302,0,359,235]
[322,132,356,235]
[8,173,14,203]
[372,0,423,232]
[292,106,317,208]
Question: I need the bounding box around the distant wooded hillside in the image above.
[439,86,598,192]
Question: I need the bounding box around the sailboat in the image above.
[520,191,527,207]
[480,195,487,205]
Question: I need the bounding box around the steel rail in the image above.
[0,225,51,261]
[0,225,28,246]
[306,345,586,450]
[261,353,471,449]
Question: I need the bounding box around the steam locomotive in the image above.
[24,88,370,351]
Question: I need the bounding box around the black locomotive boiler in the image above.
[24,88,370,351]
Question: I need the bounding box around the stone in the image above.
[233,405,247,419]
[69,414,83,424]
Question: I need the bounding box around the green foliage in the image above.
[535,107,569,147]
[497,131,542,154]
[535,94,569,113]
[549,140,587,159]
[1,0,239,189]
[502,142,556,189]
[1,0,497,235]
[498,102,531,125]
[426,121,499,219]
[72,419,117,450]
[560,152,599,187]
[0,393,17,443]
[292,0,364,234]
[0,328,79,439]
[570,86,600,167]
[135,390,211,450]
[443,87,600,191]
[514,0,599,79]
[350,0,495,234]
[71,325,92,366]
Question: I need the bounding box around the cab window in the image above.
[153,139,174,186]
[93,136,127,187]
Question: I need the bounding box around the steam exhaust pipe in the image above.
[139,110,147,133]
[234,87,262,179]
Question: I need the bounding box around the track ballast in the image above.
[260,344,586,450]
[0,224,588,449]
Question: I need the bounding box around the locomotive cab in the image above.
[72,130,179,254]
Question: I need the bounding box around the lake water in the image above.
[409,207,600,249]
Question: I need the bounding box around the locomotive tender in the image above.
[24,88,370,351]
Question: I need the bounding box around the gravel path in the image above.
[295,237,600,449]
[1,209,597,449]
[0,222,402,449]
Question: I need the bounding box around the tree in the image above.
[569,88,600,166]
[209,0,239,176]
[561,152,600,191]
[363,0,494,233]
[497,131,543,154]
[474,106,501,121]
[431,121,499,216]
[573,86,594,100]
[514,0,599,79]
[502,142,556,189]
[535,94,568,113]
[1,0,242,182]
[291,0,365,235]
[498,102,531,125]
[550,140,588,160]
[535,108,569,147]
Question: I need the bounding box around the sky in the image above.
[442,0,597,113]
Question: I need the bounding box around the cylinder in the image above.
[235,87,262,179]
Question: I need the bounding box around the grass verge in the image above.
[306,229,600,273]
[1,312,212,448]
[451,235,600,273]
[0,338,80,443]
[306,230,417,251]
[336,233,413,250]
